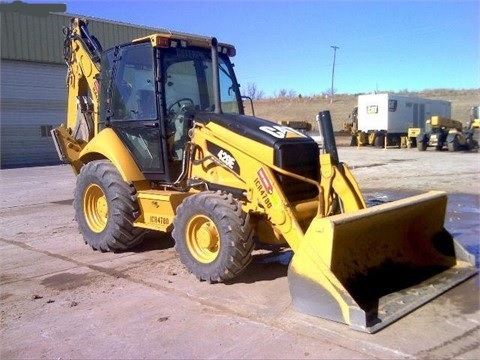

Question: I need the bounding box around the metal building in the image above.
[0,11,168,168]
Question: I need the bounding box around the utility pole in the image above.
[330,45,339,104]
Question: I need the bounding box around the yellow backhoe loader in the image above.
[52,18,477,333]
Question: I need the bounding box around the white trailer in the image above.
[356,94,451,146]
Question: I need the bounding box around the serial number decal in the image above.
[149,216,169,225]
[254,167,274,209]
[257,167,273,194]
[259,125,306,139]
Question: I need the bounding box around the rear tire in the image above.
[172,191,254,283]
[74,160,144,252]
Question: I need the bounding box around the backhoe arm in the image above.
[52,18,103,172]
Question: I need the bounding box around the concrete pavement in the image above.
[1,148,479,359]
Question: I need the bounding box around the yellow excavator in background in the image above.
[52,18,477,333]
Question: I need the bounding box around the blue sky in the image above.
[50,0,480,96]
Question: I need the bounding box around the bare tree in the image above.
[322,88,337,98]
[275,89,297,98]
[276,89,288,98]
[287,89,297,98]
[243,82,264,100]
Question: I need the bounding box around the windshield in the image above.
[162,47,242,115]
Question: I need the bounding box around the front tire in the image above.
[74,160,144,252]
[172,191,254,283]
[448,135,460,152]
[418,141,427,151]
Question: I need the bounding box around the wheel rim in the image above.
[186,215,220,263]
[83,184,108,233]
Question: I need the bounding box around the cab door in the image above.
[104,42,170,181]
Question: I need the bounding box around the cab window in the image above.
[112,43,157,120]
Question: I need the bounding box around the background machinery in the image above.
[415,111,479,151]
[342,106,359,146]
[52,18,477,333]
[465,105,480,147]
[416,116,464,151]
[347,94,451,148]
[470,105,480,126]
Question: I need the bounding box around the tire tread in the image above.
[172,191,254,283]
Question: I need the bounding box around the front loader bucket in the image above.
[288,191,477,333]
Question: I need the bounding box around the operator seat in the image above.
[136,89,156,119]
[173,114,190,160]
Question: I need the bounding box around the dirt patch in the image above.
[41,272,97,291]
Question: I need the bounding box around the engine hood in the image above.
[193,112,314,148]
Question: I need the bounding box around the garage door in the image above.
[1,60,67,168]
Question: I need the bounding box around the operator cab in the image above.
[99,37,242,183]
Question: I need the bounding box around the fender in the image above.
[79,128,146,182]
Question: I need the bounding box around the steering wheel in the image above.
[168,98,195,115]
